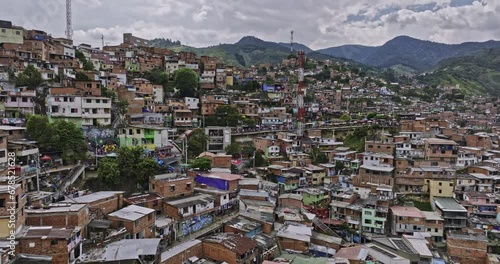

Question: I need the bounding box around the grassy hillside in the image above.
[418,48,500,95]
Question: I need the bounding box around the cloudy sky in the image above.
[1,0,497,49]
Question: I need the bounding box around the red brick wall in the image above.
[163,203,180,220]
[26,209,89,237]
[17,238,69,264]
[161,241,203,264]
[150,177,194,198]
[447,236,487,264]
[88,195,123,215]
[213,156,231,168]
[278,198,303,208]
[202,242,237,264]
[109,211,155,238]
[278,237,307,253]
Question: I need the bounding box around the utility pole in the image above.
[101,35,104,49]
[36,153,40,192]
[95,137,98,167]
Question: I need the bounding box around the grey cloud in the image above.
[0,0,498,50]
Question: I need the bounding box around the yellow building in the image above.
[427,179,455,202]
[0,21,23,44]
[226,75,234,86]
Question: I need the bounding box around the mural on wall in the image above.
[179,213,214,237]
[84,128,117,155]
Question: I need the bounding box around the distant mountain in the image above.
[317,36,500,72]
[418,48,500,95]
[151,36,338,67]
[278,42,313,53]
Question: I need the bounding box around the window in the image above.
[0,199,5,207]
[435,228,438,232]
[427,228,431,232]
[0,151,5,158]
[69,97,74,102]
[439,182,442,186]
[148,213,152,221]
[71,108,78,113]
[438,189,442,194]
[22,97,28,102]
[183,207,188,214]
[134,220,139,227]
[118,221,124,228]
[96,99,101,103]
[86,83,92,88]
[10,97,16,102]
[364,219,371,224]
[51,240,58,245]
[170,185,175,192]
[1,29,5,33]
[449,183,453,187]
[103,99,108,104]
[86,99,92,103]
[186,183,191,189]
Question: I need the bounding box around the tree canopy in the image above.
[142,68,171,93]
[94,146,161,194]
[205,105,251,127]
[15,65,44,90]
[174,68,199,98]
[190,157,212,171]
[26,115,86,162]
[187,129,208,158]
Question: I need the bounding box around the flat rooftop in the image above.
[108,205,154,221]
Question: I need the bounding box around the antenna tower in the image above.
[297,50,305,137]
[290,30,294,53]
[65,0,73,40]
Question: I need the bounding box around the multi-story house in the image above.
[149,173,194,199]
[0,184,26,238]
[422,211,444,243]
[173,107,194,128]
[0,132,7,170]
[390,206,426,236]
[361,195,388,234]
[163,193,216,237]
[117,125,170,150]
[424,138,458,166]
[16,226,82,264]
[25,204,90,237]
[354,151,394,199]
[107,205,156,239]
[0,20,24,44]
[434,197,468,234]
[3,89,36,117]
[205,127,231,153]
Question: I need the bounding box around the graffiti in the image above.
[84,128,114,140]
[179,213,214,237]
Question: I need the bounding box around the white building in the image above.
[205,127,231,153]
[184,97,199,110]
[153,86,164,104]
[47,95,112,127]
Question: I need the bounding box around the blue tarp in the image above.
[195,175,228,190]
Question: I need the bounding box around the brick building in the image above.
[160,239,203,264]
[25,203,89,237]
[107,205,156,239]
[149,173,194,199]
[0,184,26,238]
[16,226,82,264]
[59,191,124,215]
[447,232,488,264]
[390,206,426,236]
[202,233,259,264]
[123,192,163,215]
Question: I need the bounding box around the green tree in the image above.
[51,120,87,161]
[340,113,351,122]
[75,50,86,63]
[253,151,267,167]
[15,65,44,89]
[187,129,208,158]
[75,72,92,81]
[174,68,199,98]
[225,143,242,157]
[366,112,377,120]
[25,115,57,151]
[190,157,212,171]
[143,68,171,93]
[212,105,244,127]
[96,146,161,194]
[335,161,345,173]
[83,61,95,71]
[311,147,328,164]
[98,157,121,184]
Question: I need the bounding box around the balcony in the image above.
[16,147,38,157]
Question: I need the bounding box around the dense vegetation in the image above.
[317,36,500,72]
[418,48,500,96]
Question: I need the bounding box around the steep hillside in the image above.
[317,36,500,72]
[418,48,500,95]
